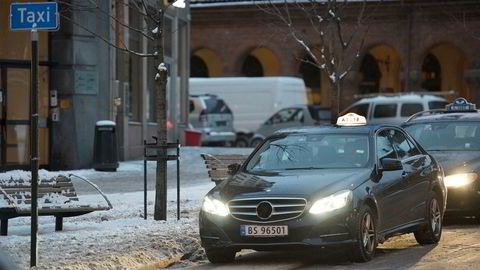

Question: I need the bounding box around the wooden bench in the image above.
[0,174,112,236]
[201,154,250,185]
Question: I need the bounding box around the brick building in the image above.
[190,0,480,109]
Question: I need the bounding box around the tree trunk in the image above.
[154,2,168,221]
[330,80,341,124]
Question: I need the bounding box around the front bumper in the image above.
[445,184,480,216]
[199,208,358,251]
[201,131,236,143]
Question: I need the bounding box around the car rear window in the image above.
[204,98,232,114]
[401,103,423,116]
[308,107,331,121]
[428,101,449,110]
[347,103,369,117]
[373,104,397,118]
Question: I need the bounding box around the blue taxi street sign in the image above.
[10,2,59,31]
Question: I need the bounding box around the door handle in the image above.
[401,171,408,178]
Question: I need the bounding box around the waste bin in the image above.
[184,129,203,146]
[93,120,119,171]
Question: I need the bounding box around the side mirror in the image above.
[380,158,403,171]
[227,163,241,176]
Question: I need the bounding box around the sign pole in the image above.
[30,29,39,268]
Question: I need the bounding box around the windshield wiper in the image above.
[285,167,324,170]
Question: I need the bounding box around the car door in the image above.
[390,129,432,223]
[373,129,410,231]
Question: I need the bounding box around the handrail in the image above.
[0,186,17,208]
[68,174,113,209]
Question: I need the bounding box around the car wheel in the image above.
[250,138,263,148]
[350,205,377,262]
[205,248,236,263]
[414,191,442,245]
[235,137,249,148]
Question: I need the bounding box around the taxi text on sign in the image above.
[10,2,59,31]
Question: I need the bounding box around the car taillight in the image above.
[199,109,207,122]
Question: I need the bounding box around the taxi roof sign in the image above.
[446,97,476,112]
[337,113,367,126]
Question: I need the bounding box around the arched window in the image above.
[241,55,264,77]
[299,54,321,89]
[359,53,381,94]
[191,55,209,77]
[421,53,441,92]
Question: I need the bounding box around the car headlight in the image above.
[309,190,352,214]
[444,173,478,188]
[202,196,230,217]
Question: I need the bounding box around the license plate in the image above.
[240,225,288,237]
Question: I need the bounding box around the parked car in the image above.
[190,77,308,147]
[199,113,446,263]
[188,94,235,146]
[249,105,331,147]
[341,94,449,125]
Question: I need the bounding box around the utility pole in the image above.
[154,0,168,221]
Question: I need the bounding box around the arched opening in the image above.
[359,45,403,94]
[191,55,209,77]
[242,55,264,77]
[421,53,441,92]
[299,54,322,104]
[421,44,468,98]
[191,48,223,77]
[359,53,381,94]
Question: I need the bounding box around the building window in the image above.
[359,53,381,94]
[242,55,263,77]
[421,53,441,92]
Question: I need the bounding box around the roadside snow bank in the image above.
[0,183,214,269]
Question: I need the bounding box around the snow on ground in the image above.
[1,183,215,269]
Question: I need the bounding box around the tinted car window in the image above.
[428,101,449,110]
[245,134,370,171]
[348,104,369,117]
[373,104,397,118]
[376,130,397,160]
[390,129,419,159]
[204,98,232,114]
[405,122,480,151]
[308,106,331,121]
[401,103,423,117]
[266,108,301,125]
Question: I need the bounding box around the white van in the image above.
[189,77,307,146]
[341,94,449,126]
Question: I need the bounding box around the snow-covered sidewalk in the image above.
[1,182,215,269]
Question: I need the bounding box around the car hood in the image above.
[429,151,480,175]
[211,168,372,201]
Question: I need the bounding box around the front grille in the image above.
[228,197,307,223]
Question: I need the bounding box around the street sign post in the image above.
[9,2,59,268]
[10,2,59,31]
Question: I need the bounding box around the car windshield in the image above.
[405,121,480,151]
[245,134,370,172]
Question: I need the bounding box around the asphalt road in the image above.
[189,218,480,270]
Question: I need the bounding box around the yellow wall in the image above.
[251,47,280,76]
[369,45,403,92]
[193,48,223,77]
[430,44,469,99]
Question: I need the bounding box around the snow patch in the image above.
[152,27,158,34]
[96,120,115,126]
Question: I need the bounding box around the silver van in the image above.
[189,95,235,146]
[341,94,449,126]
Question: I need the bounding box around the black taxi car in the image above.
[402,98,480,219]
[199,113,447,263]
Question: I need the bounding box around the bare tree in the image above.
[58,0,180,220]
[257,0,379,121]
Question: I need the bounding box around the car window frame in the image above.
[375,128,399,168]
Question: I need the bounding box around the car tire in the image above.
[205,248,236,264]
[235,137,249,148]
[349,205,377,262]
[414,191,442,245]
[250,138,263,148]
